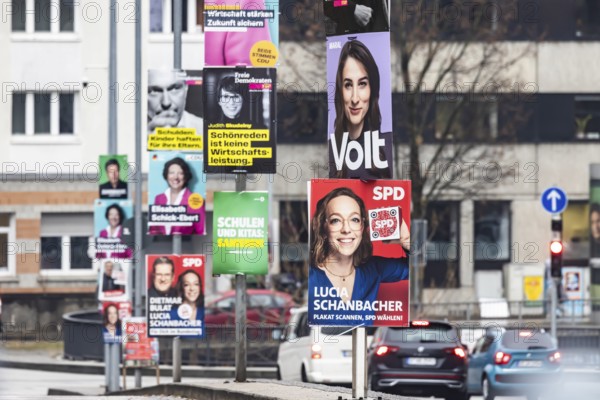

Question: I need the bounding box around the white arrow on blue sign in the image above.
[541,187,568,214]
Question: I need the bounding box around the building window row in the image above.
[11,0,74,33]
[12,92,74,136]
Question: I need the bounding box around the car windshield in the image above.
[501,331,555,350]
[386,325,459,343]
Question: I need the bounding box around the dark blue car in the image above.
[467,327,562,400]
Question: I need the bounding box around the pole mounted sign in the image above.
[541,187,568,214]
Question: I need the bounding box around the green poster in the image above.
[213,191,269,275]
[99,155,129,199]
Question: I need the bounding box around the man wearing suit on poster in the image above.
[99,158,128,199]
[324,0,390,35]
[148,256,178,298]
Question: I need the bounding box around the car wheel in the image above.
[482,375,495,400]
[301,365,308,383]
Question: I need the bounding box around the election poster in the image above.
[590,164,600,259]
[146,254,205,337]
[98,259,131,303]
[147,152,206,236]
[147,69,204,151]
[213,191,269,275]
[101,301,131,344]
[123,317,159,367]
[308,179,410,326]
[99,155,129,199]
[203,68,276,173]
[327,32,394,180]
[323,0,390,36]
[93,199,133,259]
[204,0,279,67]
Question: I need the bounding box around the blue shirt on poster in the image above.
[308,256,409,326]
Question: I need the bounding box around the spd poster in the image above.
[146,254,205,338]
[308,179,410,326]
[98,259,131,303]
[213,191,269,275]
[123,317,159,367]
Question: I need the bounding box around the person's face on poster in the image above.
[342,56,370,135]
[107,306,118,326]
[104,261,114,277]
[148,70,188,128]
[591,210,600,242]
[326,195,364,258]
[167,163,186,191]
[218,88,243,120]
[106,164,120,186]
[107,207,121,228]
[182,272,201,303]
[153,262,174,293]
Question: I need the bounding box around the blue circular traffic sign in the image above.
[541,187,568,214]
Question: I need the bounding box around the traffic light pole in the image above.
[549,214,563,339]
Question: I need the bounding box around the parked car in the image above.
[467,327,562,400]
[277,306,375,384]
[204,289,296,326]
[367,320,469,400]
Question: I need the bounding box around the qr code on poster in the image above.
[368,207,401,241]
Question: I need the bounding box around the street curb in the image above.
[105,383,284,400]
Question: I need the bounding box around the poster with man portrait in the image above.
[99,155,129,199]
[308,179,411,327]
[98,259,132,303]
[147,151,206,236]
[212,191,269,275]
[146,254,205,338]
[204,0,279,67]
[203,67,277,173]
[93,199,133,259]
[323,0,390,36]
[326,32,394,180]
[147,69,204,151]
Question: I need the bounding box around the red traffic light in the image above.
[550,241,563,254]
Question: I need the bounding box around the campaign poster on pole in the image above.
[123,317,159,367]
[203,68,276,173]
[323,0,391,36]
[308,179,410,326]
[589,165,600,259]
[99,155,129,199]
[213,191,269,275]
[146,254,205,338]
[98,259,132,303]
[101,301,131,344]
[326,32,394,180]
[147,151,206,236]
[204,0,279,67]
[147,69,204,151]
[94,199,133,259]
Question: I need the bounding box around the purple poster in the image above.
[327,32,393,179]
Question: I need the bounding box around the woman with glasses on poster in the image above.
[309,187,409,325]
[329,39,392,179]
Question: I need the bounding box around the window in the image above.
[425,202,460,288]
[575,96,600,140]
[150,0,203,33]
[11,0,74,33]
[436,95,498,141]
[576,0,600,38]
[474,201,511,267]
[40,213,94,273]
[0,214,16,275]
[12,92,75,136]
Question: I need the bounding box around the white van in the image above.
[276,306,375,384]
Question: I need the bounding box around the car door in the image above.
[467,335,494,393]
[278,311,310,381]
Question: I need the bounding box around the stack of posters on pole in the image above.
[204,0,279,67]
[324,1,394,180]
[123,317,159,367]
[147,152,206,235]
[203,68,276,173]
[212,191,269,275]
[94,199,133,259]
[99,155,129,199]
[308,179,410,326]
[146,254,205,338]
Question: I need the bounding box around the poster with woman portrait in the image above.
[93,199,133,259]
[147,151,206,236]
[101,301,131,344]
[146,254,205,338]
[308,179,410,327]
[323,0,390,37]
[203,67,277,173]
[327,32,394,180]
[204,0,279,67]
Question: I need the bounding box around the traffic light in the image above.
[550,240,563,278]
